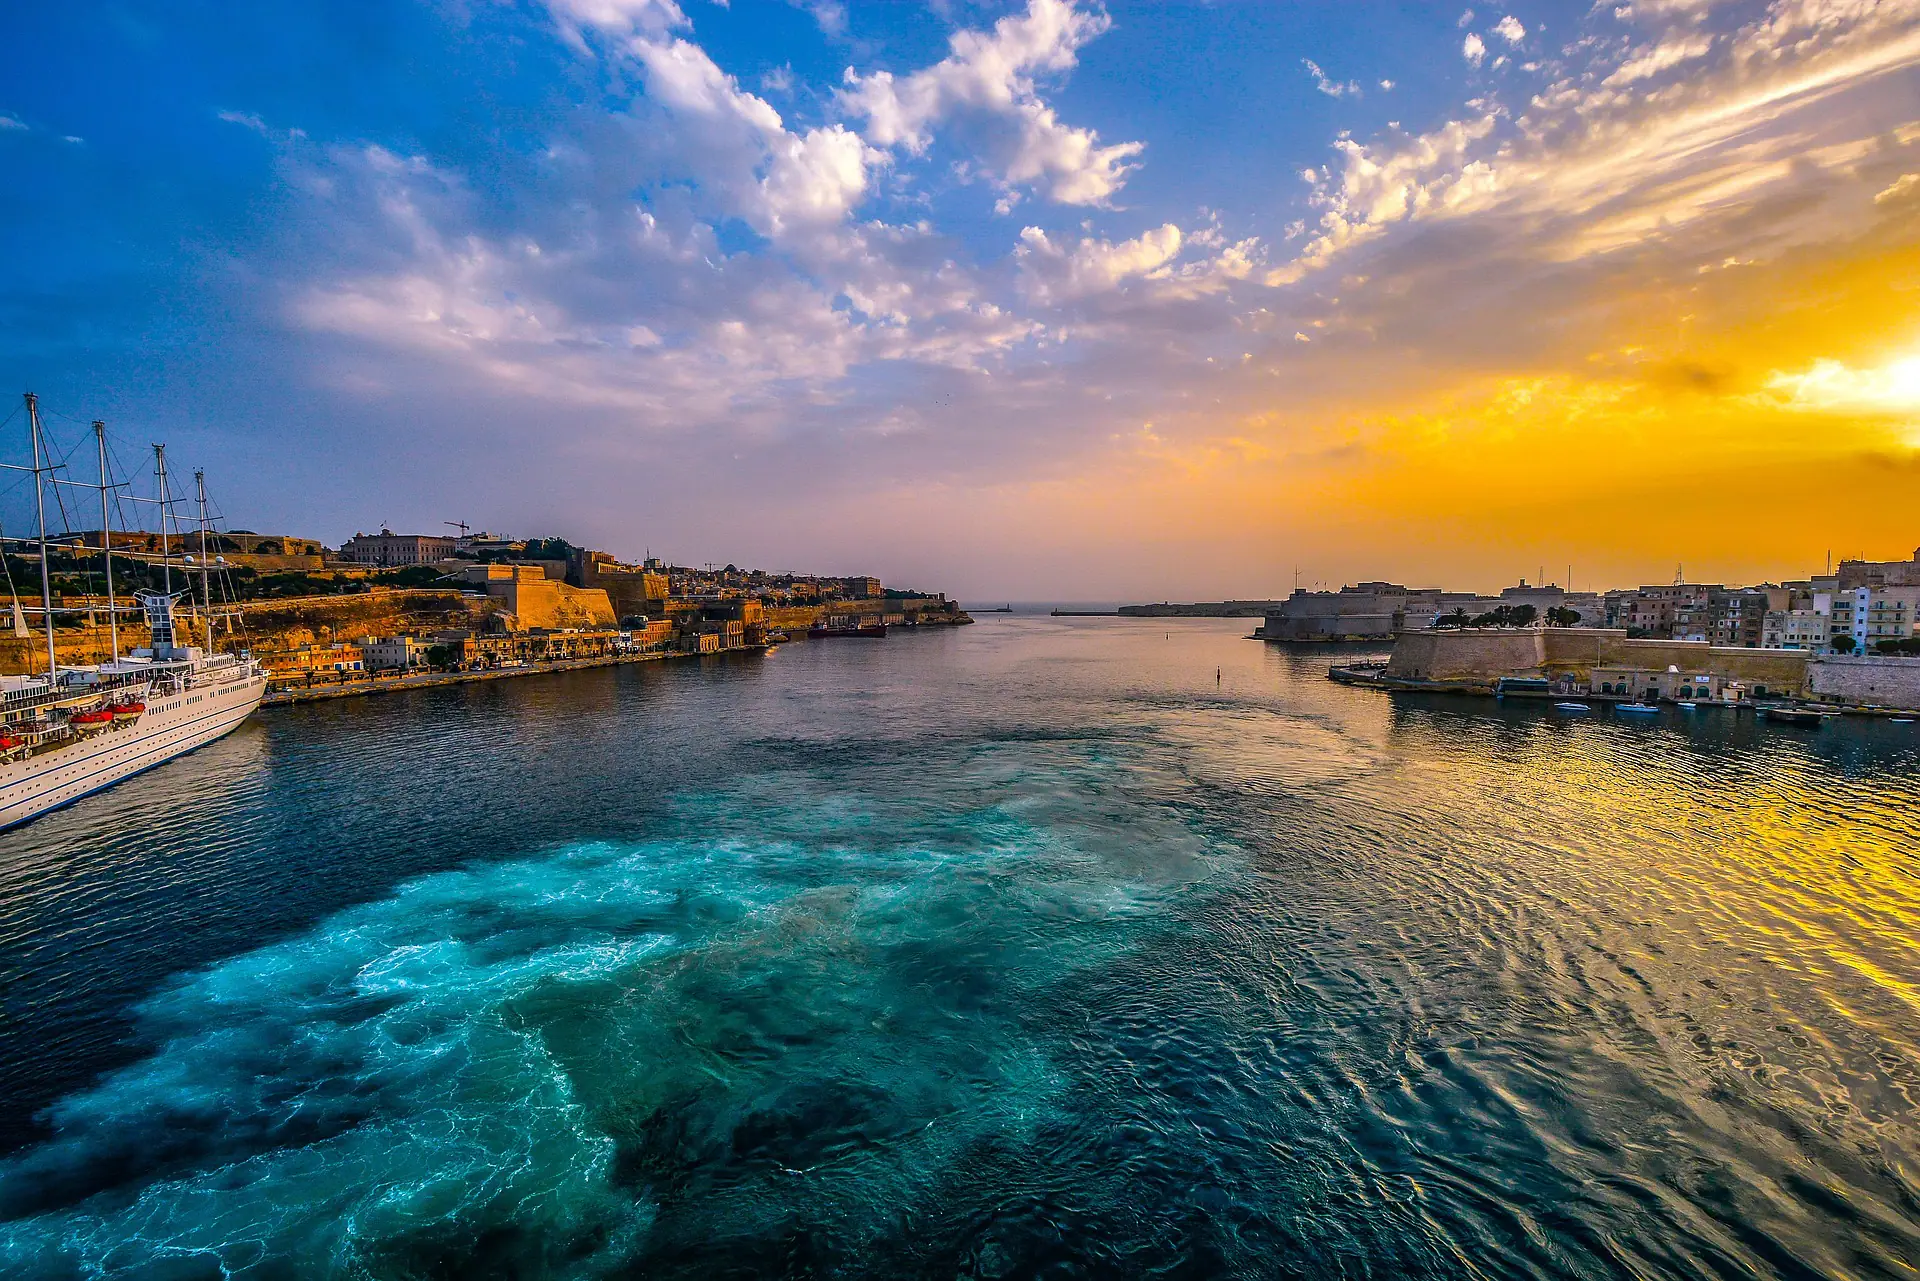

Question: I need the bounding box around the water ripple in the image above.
[0,623,1913,1276]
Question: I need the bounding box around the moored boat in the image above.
[0,395,268,831]
[1763,706,1835,727]
[809,621,888,639]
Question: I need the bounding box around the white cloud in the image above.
[612,33,886,243]
[1273,0,1920,283]
[1017,222,1182,301]
[788,0,847,36]
[1304,59,1361,98]
[0,114,27,131]
[546,0,685,40]
[1493,15,1526,44]
[1463,33,1487,64]
[1876,172,1920,203]
[840,0,1143,205]
[1602,33,1713,85]
[758,124,882,235]
[631,38,783,133]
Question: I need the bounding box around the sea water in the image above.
[0,618,1916,1277]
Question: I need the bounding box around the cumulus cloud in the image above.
[1016,223,1183,301]
[195,0,1920,574]
[840,0,1143,205]
[1463,32,1488,64]
[546,0,686,40]
[1493,15,1526,43]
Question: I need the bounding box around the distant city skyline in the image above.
[4,1,1919,599]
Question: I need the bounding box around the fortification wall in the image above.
[1386,629,1545,680]
[1387,628,1812,692]
[1540,631,1810,690]
[490,579,616,630]
[1807,656,1920,709]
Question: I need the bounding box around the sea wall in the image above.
[1807,656,1920,709]
[1386,629,1545,681]
[1543,632,1810,691]
[1386,628,1812,692]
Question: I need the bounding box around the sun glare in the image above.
[1768,351,1920,417]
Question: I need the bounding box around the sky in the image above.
[2,0,1919,599]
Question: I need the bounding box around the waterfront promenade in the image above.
[261,647,764,707]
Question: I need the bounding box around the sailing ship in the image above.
[0,394,266,831]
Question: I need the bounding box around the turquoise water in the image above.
[0,618,1917,1277]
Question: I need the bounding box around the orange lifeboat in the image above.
[112,702,145,722]
[70,708,117,731]
[0,735,20,752]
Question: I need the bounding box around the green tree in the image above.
[521,537,576,561]
[1830,635,1856,654]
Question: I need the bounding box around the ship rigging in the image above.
[0,392,268,831]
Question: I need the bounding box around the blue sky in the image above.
[4,1,1918,597]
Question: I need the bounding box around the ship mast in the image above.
[95,422,119,662]
[195,469,213,650]
[25,395,58,679]
[153,444,172,600]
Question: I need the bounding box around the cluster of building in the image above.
[1262,547,1920,656]
[260,529,965,685]
[337,529,886,604]
[262,624,654,681]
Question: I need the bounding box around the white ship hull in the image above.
[0,669,267,831]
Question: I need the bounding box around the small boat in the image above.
[809,622,888,639]
[1552,701,1591,713]
[1891,717,1914,724]
[1615,703,1661,715]
[111,701,145,721]
[1764,706,1835,727]
[68,708,116,731]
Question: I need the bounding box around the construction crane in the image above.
[445,520,472,539]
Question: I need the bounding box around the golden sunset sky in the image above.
[7,0,1918,596]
